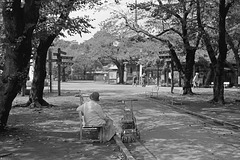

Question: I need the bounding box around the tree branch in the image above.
[184,0,194,18]
[157,0,183,22]
[156,28,182,38]
[225,0,235,13]
[123,16,168,43]
[195,32,202,49]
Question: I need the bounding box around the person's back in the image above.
[79,100,106,127]
[76,92,116,142]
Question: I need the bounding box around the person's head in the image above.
[89,92,100,101]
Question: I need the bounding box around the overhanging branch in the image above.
[156,28,182,38]
[157,0,183,22]
[123,16,168,43]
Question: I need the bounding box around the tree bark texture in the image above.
[114,59,124,84]
[183,48,196,95]
[0,0,40,129]
[29,37,55,107]
[204,64,214,85]
[181,7,198,95]
[212,0,229,104]
[28,0,75,107]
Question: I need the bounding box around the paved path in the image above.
[49,81,240,159]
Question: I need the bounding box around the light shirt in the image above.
[193,74,199,82]
[76,100,106,127]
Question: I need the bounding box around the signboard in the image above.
[61,56,73,60]
[47,59,58,62]
[109,71,117,79]
[61,62,74,66]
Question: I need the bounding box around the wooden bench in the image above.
[80,126,103,143]
[79,113,103,143]
[171,88,183,105]
[224,82,230,88]
[210,82,229,88]
[145,86,160,97]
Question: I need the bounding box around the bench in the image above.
[171,88,183,105]
[224,82,230,88]
[80,126,103,143]
[210,82,230,88]
[145,86,160,97]
[79,113,103,143]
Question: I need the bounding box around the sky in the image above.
[61,10,111,44]
[61,0,136,44]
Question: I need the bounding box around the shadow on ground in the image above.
[0,98,123,160]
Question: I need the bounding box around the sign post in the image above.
[48,49,52,93]
[52,48,73,96]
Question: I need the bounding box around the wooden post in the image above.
[52,48,71,96]
[157,63,160,86]
[79,90,83,140]
[171,59,174,93]
[57,48,61,96]
[48,49,52,93]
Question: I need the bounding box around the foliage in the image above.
[32,0,101,47]
[50,39,102,78]
[72,53,102,76]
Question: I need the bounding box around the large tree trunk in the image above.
[113,59,124,84]
[28,0,75,107]
[181,7,198,95]
[212,0,232,104]
[183,48,196,95]
[28,37,55,107]
[118,62,125,84]
[167,40,196,95]
[204,64,214,85]
[0,0,40,130]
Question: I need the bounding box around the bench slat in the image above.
[171,88,183,105]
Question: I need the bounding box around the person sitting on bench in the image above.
[76,92,116,142]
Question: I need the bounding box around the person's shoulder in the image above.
[76,104,83,111]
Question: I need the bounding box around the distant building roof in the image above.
[108,65,118,70]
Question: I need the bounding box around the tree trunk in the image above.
[183,48,196,95]
[28,0,75,107]
[83,69,86,80]
[113,59,124,84]
[0,0,40,129]
[29,37,54,107]
[212,0,231,104]
[166,40,196,94]
[167,41,185,89]
[118,62,124,84]
[212,63,225,104]
[181,8,198,95]
[204,64,214,85]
